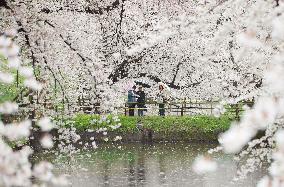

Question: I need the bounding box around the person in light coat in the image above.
[156,83,170,116]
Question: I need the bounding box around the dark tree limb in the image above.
[16,21,37,71]
[171,62,182,85]
[133,72,201,90]
[228,40,240,72]
[108,53,146,83]
[208,0,229,13]
[43,57,69,103]
[85,0,122,15]
[0,0,10,9]
[44,20,98,99]
[40,0,126,15]
[13,88,29,102]
[115,0,125,44]
[45,20,93,71]
[108,43,161,83]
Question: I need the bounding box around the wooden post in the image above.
[16,70,19,88]
[210,99,213,115]
[28,91,41,151]
[169,101,172,115]
[235,103,240,121]
[181,101,183,116]
[189,98,191,115]
[54,80,58,113]
[181,98,185,116]
[184,98,187,116]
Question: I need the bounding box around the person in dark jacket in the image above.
[136,86,146,116]
[128,85,137,116]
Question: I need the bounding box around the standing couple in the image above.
[128,82,169,116]
[127,85,146,116]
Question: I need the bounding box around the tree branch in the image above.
[0,0,10,9]
[134,72,201,90]
[171,62,182,85]
[43,57,69,103]
[40,0,126,15]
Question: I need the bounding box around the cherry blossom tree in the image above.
[2,0,284,185]
[1,0,264,111]
[0,29,67,186]
[191,1,284,186]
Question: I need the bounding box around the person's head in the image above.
[132,85,136,90]
[138,86,143,91]
[159,84,164,91]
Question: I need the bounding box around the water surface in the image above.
[40,143,265,187]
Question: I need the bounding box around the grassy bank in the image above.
[60,114,232,141]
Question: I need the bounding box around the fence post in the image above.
[181,101,183,116]
[235,103,240,121]
[125,103,127,116]
[16,70,19,88]
[189,98,192,115]
[169,101,172,115]
[184,98,187,115]
[181,98,185,116]
[210,99,213,115]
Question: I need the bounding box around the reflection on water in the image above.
[39,143,265,187]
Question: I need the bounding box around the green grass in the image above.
[0,54,25,103]
[59,114,232,141]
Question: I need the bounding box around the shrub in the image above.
[60,114,232,141]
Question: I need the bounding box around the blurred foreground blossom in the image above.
[19,66,34,78]
[236,31,263,48]
[271,16,284,41]
[0,120,31,141]
[0,72,14,84]
[219,124,255,153]
[7,56,21,69]
[219,96,280,154]
[40,134,54,149]
[51,175,69,186]
[0,29,67,186]
[33,161,54,182]
[38,117,55,132]
[192,155,217,174]
[24,78,42,91]
[0,144,33,186]
[92,141,98,149]
[257,129,284,187]
[0,101,18,114]
[213,104,226,117]
[257,176,271,187]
